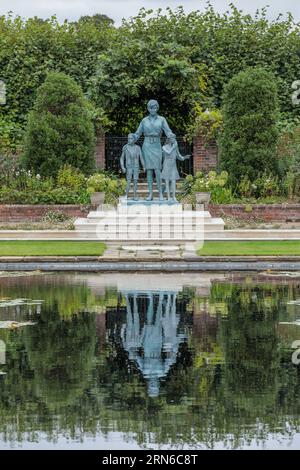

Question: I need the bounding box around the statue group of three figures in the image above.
[120,99,191,202]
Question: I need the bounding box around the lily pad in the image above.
[0,321,36,329]
[287,300,300,306]
[0,298,44,308]
[0,271,46,278]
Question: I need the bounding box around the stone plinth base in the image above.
[74,198,225,242]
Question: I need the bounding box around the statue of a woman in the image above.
[133,99,173,201]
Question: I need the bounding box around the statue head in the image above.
[147,99,159,116]
[127,133,135,145]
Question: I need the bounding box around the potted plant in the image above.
[191,171,211,209]
[195,191,211,207]
[87,173,107,207]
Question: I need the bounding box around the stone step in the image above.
[0,229,299,241]
[75,230,204,240]
[86,210,214,219]
[75,235,203,243]
[74,222,224,232]
[76,219,224,225]
[126,190,181,196]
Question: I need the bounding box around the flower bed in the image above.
[0,161,126,206]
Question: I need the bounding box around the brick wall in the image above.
[193,135,218,173]
[0,205,91,222]
[95,133,105,169]
[209,204,300,222]
[0,204,299,223]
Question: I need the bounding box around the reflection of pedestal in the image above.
[74,197,224,243]
[74,272,226,297]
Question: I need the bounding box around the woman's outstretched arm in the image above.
[176,145,191,161]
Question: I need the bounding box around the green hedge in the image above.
[1,5,300,140]
[219,68,279,186]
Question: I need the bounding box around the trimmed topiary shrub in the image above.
[22,72,95,177]
[218,67,279,186]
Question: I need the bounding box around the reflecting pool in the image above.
[0,272,300,449]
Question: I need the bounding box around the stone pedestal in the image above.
[74,197,225,243]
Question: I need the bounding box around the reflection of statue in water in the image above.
[121,290,186,397]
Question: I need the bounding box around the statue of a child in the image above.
[120,133,145,200]
[161,133,191,202]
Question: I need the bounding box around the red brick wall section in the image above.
[95,133,105,169]
[0,204,299,223]
[0,205,91,222]
[209,204,300,222]
[193,135,218,173]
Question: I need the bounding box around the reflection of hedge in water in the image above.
[0,275,121,318]
[0,307,97,443]
[209,281,295,315]
[217,286,282,447]
[23,305,97,407]
[0,282,300,448]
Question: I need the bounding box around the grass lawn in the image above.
[0,241,106,256]
[197,240,300,256]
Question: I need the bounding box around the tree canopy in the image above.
[1,4,300,145]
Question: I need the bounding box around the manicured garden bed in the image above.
[197,241,300,256]
[0,241,106,256]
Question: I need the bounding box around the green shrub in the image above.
[57,165,86,190]
[0,167,89,204]
[255,173,280,198]
[219,67,280,186]
[284,163,300,199]
[238,172,281,199]
[238,176,253,199]
[0,165,127,205]
[276,121,300,199]
[0,187,89,205]
[0,154,21,187]
[22,72,96,177]
[87,172,126,204]
[0,118,24,155]
[87,173,107,193]
[179,170,235,204]
[185,105,223,144]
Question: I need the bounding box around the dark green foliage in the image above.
[22,72,95,177]
[77,14,114,27]
[88,5,300,134]
[0,14,115,127]
[218,68,280,185]
[2,5,300,141]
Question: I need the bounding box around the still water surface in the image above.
[0,272,300,450]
